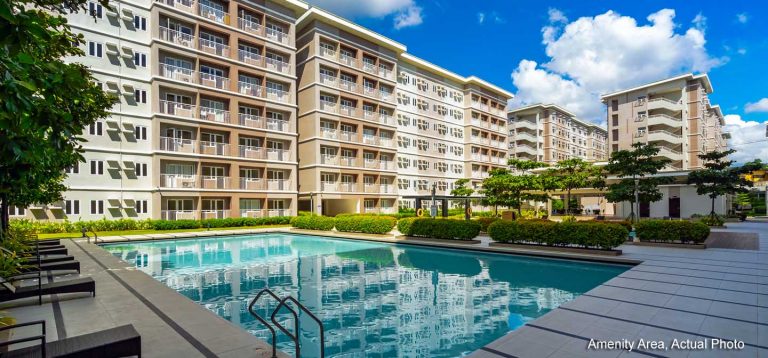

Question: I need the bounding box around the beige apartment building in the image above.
[10,1,513,221]
[507,104,607,164]
[601,73,728,170]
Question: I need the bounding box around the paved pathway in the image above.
[471,220,768,358]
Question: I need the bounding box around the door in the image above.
[640,202,650,218]
[669,197,681,218]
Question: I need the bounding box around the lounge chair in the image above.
[20,260,80,274]
[36,247,67,256]
[0,275,95,304]
[37,239,60,246]
[0,321,141,358]
[22,255,75,264]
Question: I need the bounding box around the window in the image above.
[134,89,147,103]
[135,163,148,176]
[89,121,103,136]
[65,164,79,174]
[88,41,103,57]
[133,52,147,67]
[134,125,147,140]
[90,200,104,215]
[135,200,148,214]
[9,205,25,216]
[64,200,80,215]
[133,15,147,31]
[90,160,104,175]
[397,157,410,169]
[88,2,102,18]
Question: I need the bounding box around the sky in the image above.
[303,0,768,163]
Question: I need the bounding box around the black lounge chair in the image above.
[37,239,61,246]
[22,255,75,264]
[36,247,67,256]
[0,275,95,305]
[0,321,141,358]
[20,260,80,274]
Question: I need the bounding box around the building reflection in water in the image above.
[105,234,626,357]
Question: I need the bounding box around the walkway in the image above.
[471,221,768,358]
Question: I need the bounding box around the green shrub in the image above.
[698,215,725,227]
[635,220,710,244]
[290,215,335,231]
[591,219,633,232]
[398,218,481,240]
[150,219,202,230]
[334,215,396,234]
[560,215,577,223]
[475,217,499,232]
[488,220,628,250]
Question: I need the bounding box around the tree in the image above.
[605,143,671,222]
[450,178,474,197]
[546,158,604,215]
[0,0,115,239]
[688,151,763,218]
[507,159,549,216]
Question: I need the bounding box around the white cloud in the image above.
[737,48,747,55]
[512,9,726,123]
[477,11,504,25]
[306,0,423,29]
[745,98,768,113]
[393,5,423,29]
[736,12,749,24]
[723,114,768,163]
[477,12,485,24]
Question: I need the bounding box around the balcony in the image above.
[240,208,264,218]
[267,209,287,217]
[339,131,355,142]
[321,181,337,191]
[266,118,290,132]
[238,50,264,67]
[240,177,264,190]
[320,155,338,165]
[159,64,196,83]
[319,47,336,60]
[265,87,290,103]
[515,120,537,131]
[364,184,378,193]
[162,210,197,220]
[320,128,337,139]
[319,74,337,87]
[265,57,290,74]
[648,130,683,144]
[320,100,337,113]
[338,182,357,192]
[515,131,538,143]
[515,144,537,156]
[160,174,196,188]
[339,156,356,167]
[471,102,490,112]
[380,161,394,171]
[656,146,683,160]
[201,210,229,219]
[362,135,378,145]
[238,82,262,97]
[338,79,357,93]
[363,110,377,121]
[339,54,357,67]
[266,148,289,161]
[200,73,230,90]
[200,107,230,123]
[199,141,230,156]
[159,101,196,119]
[199,38,230,58]
[267,179,290,191]
[361,62,376,75]
[201,175,230,189]
[160,137,197,153]
[379,138,393,147]
[238,113,264,129]
[198,3,228,24]
[237,17,262,36]
[265,27,290,46]
[647,113,682,128]
[647,97,682,112]
[379,184,394,194]
[238,145,266,159]
[163,0,195,12]
[159,27,194,49]
[363,159,379,169]
[339,105,356,117]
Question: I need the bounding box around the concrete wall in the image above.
[615,184,726,218]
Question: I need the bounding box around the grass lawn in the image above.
[37,225,291,239]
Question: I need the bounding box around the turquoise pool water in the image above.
[102,233,628,357]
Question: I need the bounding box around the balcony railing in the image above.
[201,175,230,189]
[237,17,262,36]
[265,27,289,45]
[160,137,197,153]
[266,118,290,132]
[163,0,195,12]
[198,3,228,24]
[321,181,337,191]
[319,47,336,59]
[266,148,289,161]
[321,128,337,139]
[339,79,356,92]
[160,174,196,188]
[240,178,264,190]
[379,184,394,194]
[265,87,289,102]
[265,57,290,74]
[339,156,356,167]
[319,73,337,86]
[339,105,356,117]
[339,54,356,67]
[200,72,230,89]
[159,27,195,48]
[339,130,355,142]
[238,113,264,129]
[320,155,338,165]
[238,81,262,97]
[364,159,379,169]
[380,161,394,170]
[238,145,265,159]
[159,64,196,83]
[199,107,230,123]
[362,135,378,145]
[364,184,378,193]
[199,38,230,57]
[199,141,230,156]
[267,209,287,217]
[267,179,289,191]
[240,209,264,218]
[162,210,197,220]
[320,100,337,113]
[338,182,357,192]
[201,210,229,219]
[238,50,263,67]
[159,101,196,119]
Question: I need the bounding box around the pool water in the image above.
[103,234,628,357]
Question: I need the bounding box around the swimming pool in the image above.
[103,233,628,357]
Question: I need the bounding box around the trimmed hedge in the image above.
[10,217,292,233]
[475,217,500,232]
[398,218,481,240]
[488,220,628,250]
[335,215,396,234]
[336,212,415,219]
[290,215,336,231]
[635,220,710,244]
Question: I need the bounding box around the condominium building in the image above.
[601,73,729,170]
[507,104,607,164]
[10,1,513,221]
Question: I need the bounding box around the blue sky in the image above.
[305,0,768,161]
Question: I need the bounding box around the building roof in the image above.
[296,7,407,53]
[599,73,713,101]
[465,76,515,99]
[508,103,576,117]
[399,53,466,84]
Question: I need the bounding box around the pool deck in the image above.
[2,221,766,357]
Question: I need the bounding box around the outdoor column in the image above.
[442,199,448,217]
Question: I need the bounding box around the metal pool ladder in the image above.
[248,288,326,358]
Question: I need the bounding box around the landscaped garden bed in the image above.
[397,218,482,242]
[487,220,628,255]
[634,220,710,248]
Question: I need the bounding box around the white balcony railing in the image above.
[199,107,230,123]
[237,17,262,36]
[238,50,264,67]
[159,64,196,83]
[160,174,196,188]
[162,210,197,220]
[200,72,230,89]
[265,27,289,45]
[320,100,337,113]
[159,137,196,153]
[158,100,196,118]
[238,145,265,159]
[238,82,262,97]
[198,3,226,24]
[265,57,290,74]
[240,209,265,218]
[240,178,264,190]
[339,156,356,167]
[159,27,194,48]
[321,181,337,191]
[199,141,230,156]
[201,210,229,219]
[199,38,230,57]
[266,87,289,103]
[201,175,230,189]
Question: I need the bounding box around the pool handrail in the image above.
[248,288,281,358]
[270,295,325,358]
